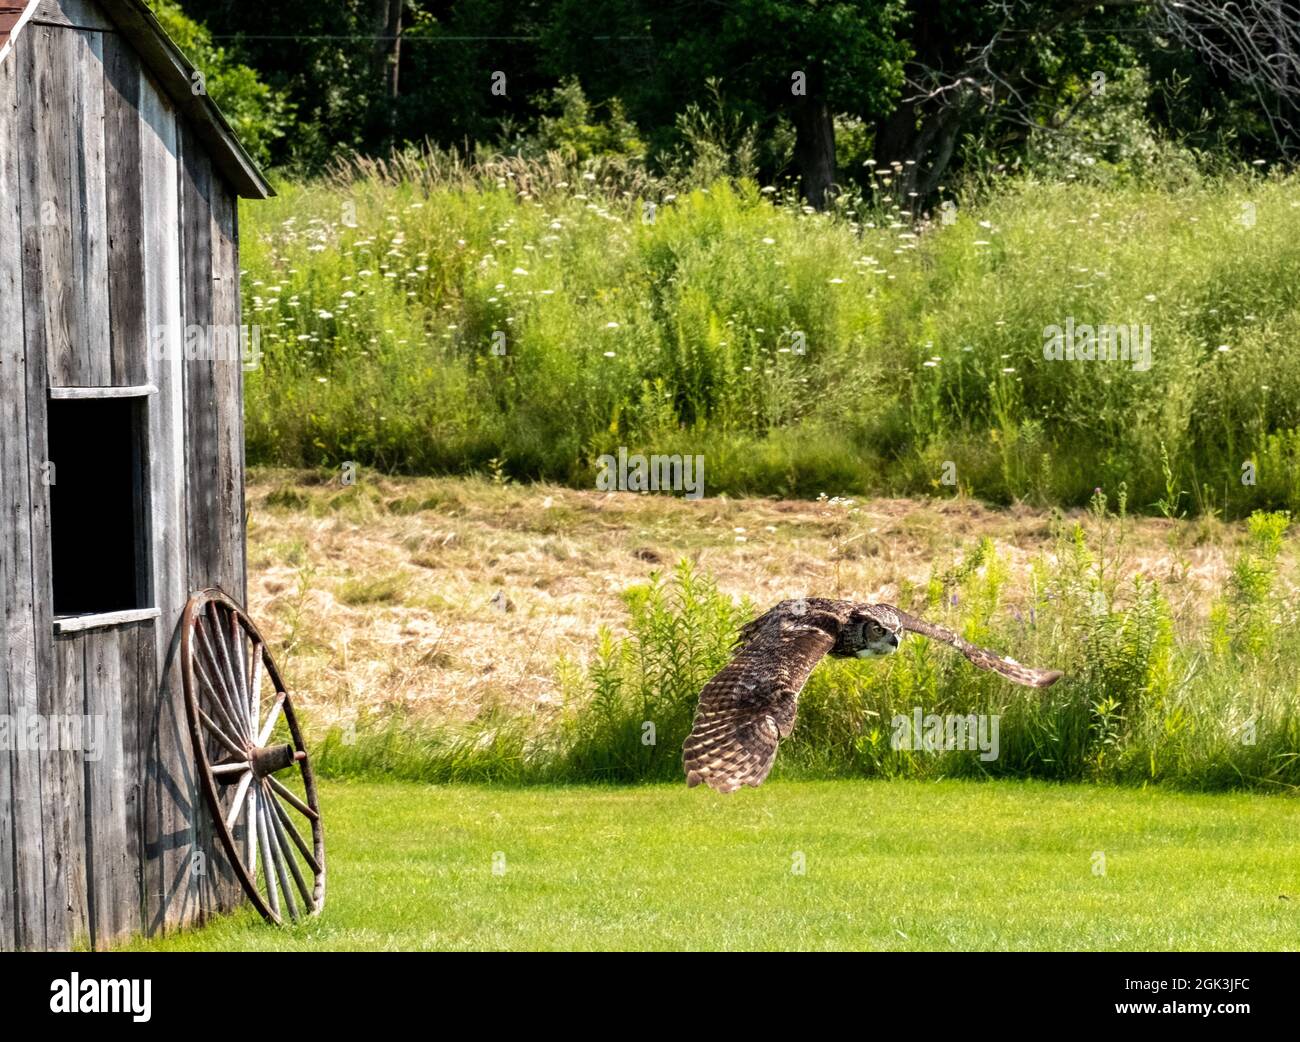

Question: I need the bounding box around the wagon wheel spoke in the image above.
[264,782,311,900]
[182,589,325,927]
[257,693,286,747]
[196,612,244,728]
[255,793,281,920]
[248,642,264,734]
[267,774,319,822]
[207,608,247,736]
[260,796,299,921]
[195,620,249,741]
[268,785,321,875]
[193,646,246,743]
[224,770,255,832]
[228,607,251,734]
[246,784,258,881]
[263,782,309,917]
[198,707,246,761]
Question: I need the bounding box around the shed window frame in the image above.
[46,385,158,634]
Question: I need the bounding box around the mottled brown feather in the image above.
[889,607,1064,688]
[682,612,836,793]
[683,598,1063,793]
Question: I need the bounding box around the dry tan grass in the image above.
[245,469,1242,730]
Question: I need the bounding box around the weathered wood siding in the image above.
[0,0,247,950]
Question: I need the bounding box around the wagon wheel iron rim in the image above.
[181,588,325,925]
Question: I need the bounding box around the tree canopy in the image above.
[167,0,1300,203]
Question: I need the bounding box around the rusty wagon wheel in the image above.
[181,589,325,925]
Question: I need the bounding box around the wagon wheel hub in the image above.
[181,589,326,926]
[251,742,303,777]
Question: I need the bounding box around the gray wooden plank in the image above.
[180,124,219,591]
[138,71,199,937]
[0,524,14,951]
[0,17,24,954]
[83,624,136,947]
[9,24,53,952]
[130,380,151,615]
[128,617,155,939]
[103,31,145,385]
[210,182,245,601]
[70,27,110,385]
[54,607,160,634]
[49,635,89,948]
[120,618,149,941]
[0,555,14,950]
[48,384,156,399]
[104,34,146,387]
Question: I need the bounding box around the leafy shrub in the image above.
[553,560,751,781]
[524,79,645,162]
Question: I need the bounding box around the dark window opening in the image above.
[48,397,150,616]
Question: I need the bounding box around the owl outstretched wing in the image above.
[682,609,838,794]
[887,606,1063,688]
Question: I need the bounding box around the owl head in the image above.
[834,605,903,658]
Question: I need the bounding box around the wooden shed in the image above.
[0,0,272,949]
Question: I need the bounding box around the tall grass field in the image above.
[243,155,1300,515]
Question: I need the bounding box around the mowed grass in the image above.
[125,779,1300,951]
[243,469,1249,730]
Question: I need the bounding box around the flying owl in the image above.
[682,599,1063,793]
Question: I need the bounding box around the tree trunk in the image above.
[872,96,965,210]
[371,0,403,100]
[792,100,836,209]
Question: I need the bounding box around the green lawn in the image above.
[126,779,1300,951]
